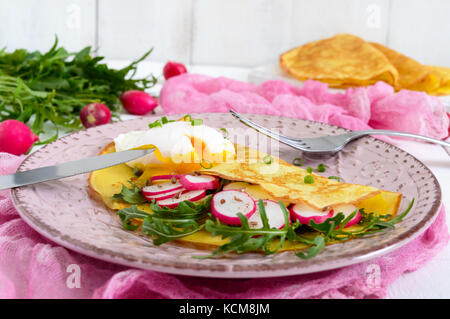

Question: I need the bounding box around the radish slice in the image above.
[142,181,183,196]
[143,188,188,202]
[248,200,286,229]
[211,190,256,225]
[179,174,220,190]
[333,204,362,228]
[290,203,333,225]
[150,174,181,182]
[157,190,206,209]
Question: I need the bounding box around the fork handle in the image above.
[351,130,450,148]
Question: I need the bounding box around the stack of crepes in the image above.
[280,33,450,95]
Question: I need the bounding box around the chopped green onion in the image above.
[317,163,326,172]
[191,119,203,126]
[149,120,162,129]
[306,166,313,174]
[304,175,314,184]
[328,176,341,182]
[161,116,169,124]
[199,159,213,169]
[263,155,273,164]
[292,158,304,166]
[183,114,192,121]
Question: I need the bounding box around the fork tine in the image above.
[229,110,304,150]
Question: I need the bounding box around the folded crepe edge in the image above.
[279,33,399,87]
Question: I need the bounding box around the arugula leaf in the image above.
[142,216,204,246]
[386,198,414,224]
[117,195,212,246]
[117,205,151,230]
[149,195,212,220]
[306,198,415,242]
[294,236,325,259]
[112,184,146,204]
[116,192,415,261]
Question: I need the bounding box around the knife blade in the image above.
[0,148,155,190]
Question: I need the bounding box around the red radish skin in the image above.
[163,61,187,80]
[119,90,158,115]
[157,190,206,209]
[337,211,361,228]
[150,174,182,182]
[142,181,183,196]
[179,174,220,191]
[0,120,39,155]
[80,103,111,128]
[333,205,362,228]
[143,188,188,202]
[344,211,361,228]
[211,190,256,226]
[289,203,333,225]
[248,200,287,230]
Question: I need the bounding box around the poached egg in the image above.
[114,121,235,168]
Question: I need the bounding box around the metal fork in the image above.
[229,110,450,156]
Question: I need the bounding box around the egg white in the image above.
[114,121,235,167]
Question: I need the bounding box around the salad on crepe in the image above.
[88,115,413,259]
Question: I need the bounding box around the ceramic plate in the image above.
[11,113,442,278]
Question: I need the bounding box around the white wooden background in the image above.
[0,0,449,67]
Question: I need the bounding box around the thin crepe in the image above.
[280,34,399,88]
[369,42,433,88]
[200,161,382,210]
[428,65,450,95]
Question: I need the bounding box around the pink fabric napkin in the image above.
[160,74,449,139]
[1,75,449,299]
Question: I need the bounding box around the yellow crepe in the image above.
[279,33,399,88]
[280,34,450,95]
[200,161,381,210]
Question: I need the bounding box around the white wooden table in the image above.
[70,61,450,298]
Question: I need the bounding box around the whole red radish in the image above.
[163,61,187,80]
[0,120,39,155]
[80,103,111,128]
[119,90,158,115]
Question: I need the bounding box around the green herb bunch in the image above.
[0,37,157,144]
